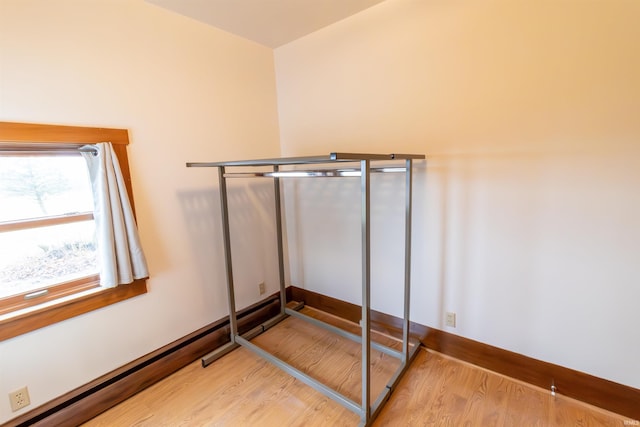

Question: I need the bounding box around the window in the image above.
[0,122,147,341]
[0,151,99,311]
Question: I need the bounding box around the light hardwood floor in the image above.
[83,308,630,426]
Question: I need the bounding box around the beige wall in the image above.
[275,0,640,389]
[0,0,281,422]
[1,0,639,422]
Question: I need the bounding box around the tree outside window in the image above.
[0,154,98,300]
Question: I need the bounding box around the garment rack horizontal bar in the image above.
[235,334,363,415]
[186,152,425,168]
[235,328,421,423]
[284,307,418,359]
[222,167,406,179]
[201,312,288,367]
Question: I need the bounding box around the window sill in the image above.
[0,279,147,341]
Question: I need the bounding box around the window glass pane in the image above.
[0,221,98,299]
[0,155,94,222]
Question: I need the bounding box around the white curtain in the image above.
[81,142,149,288]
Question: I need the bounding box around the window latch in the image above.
[24,289,49,300]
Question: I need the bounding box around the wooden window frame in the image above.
[0,122,148,341]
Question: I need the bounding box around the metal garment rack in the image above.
[187,152,425,426]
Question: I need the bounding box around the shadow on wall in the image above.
[177,179,281,311]
[423,145,640,354]
[283,161,431,320]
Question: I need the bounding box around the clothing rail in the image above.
[186,152,425,427]
[220,166,406,179]
[186,151,424,168]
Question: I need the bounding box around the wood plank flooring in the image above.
[83,307,630,426]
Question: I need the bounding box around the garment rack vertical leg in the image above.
[402,159,413,363]
[273,165,287,315]
[202,165,241,367]
[360,159,371,425]
[219,166,239,340]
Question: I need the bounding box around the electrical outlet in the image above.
[9,386,30,412]
[258,282,266,295]
[445,312,456,328]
